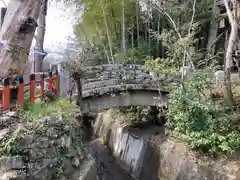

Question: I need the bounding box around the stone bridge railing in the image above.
[74,64,169,114]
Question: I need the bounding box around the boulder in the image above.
[0,171,26,180]
[214,70,224,87]
[0,156,24,171]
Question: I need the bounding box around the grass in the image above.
[21,98,76,122]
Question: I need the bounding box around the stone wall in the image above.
[93,110,240,180]
[0,112,91,180]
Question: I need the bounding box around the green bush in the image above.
[167,71,240,155]
[111,106,144,124]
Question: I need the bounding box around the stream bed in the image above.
[89,139,135,180]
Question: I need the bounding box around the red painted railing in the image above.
[0,70,60,109]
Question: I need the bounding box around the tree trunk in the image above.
[131,17,134,49]
[0,0,42,78]
[135,1,140,46]
[156,6,160,57]
[147,1,151,49]
[121,0,126,53]
[223,0,237,106]
[32,0,48,73]
[207,0,219,56]
[100,0,114,63]
[93,18,110,64]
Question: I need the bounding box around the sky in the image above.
[0,0,77,52]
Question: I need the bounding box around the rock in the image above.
[165,77,179,83]
[0,156,24,171]
[37,116,65,127]
[214,71,240,87]
[68,149,78,158]
[37,116,54,125]
[28,158,55,180]
[150,72,158,80]
[61,136,71,148]
[0,171,26,180]
[0,111,20,129]
[214,70,224,87]
[54,120,66,127]
[62,159,74,175]
[180,66,193,77]
[0,112,18,121]
[156,140,239,180]
[0,128,10,142]
[72,157,80,168]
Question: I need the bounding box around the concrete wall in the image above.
[93,110,240,180]
[108,125,147,178]
[93,110,157,179]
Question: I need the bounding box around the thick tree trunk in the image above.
[223,0,237,106]
[32,0,48,73]
[0,0,42,78]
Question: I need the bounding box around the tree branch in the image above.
[0,0,7,7]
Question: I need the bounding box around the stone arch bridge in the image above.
[74,64,170,114]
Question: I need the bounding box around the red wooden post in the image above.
[48,71,53,92]
[2,78,10,109]
[55,70,59,96]
[17,76,24,106]
[40,74,45,100]
[29,74,36,103]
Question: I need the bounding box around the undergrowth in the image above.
[21,98,76,122]
[167,70,240,155]
[0,98,86,179]
[111,106,146,124]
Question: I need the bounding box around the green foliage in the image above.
[112,106,145,124]
[0,98,86,178]
[123,44,151,64]
[167,71,240,154]
[75,0,140,42]
[22,98,75,122]
[163,0,213,29]
[145,57,180,77]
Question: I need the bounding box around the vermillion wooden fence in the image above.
[0,70,60,109]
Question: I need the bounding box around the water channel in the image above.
[89,139,135,180]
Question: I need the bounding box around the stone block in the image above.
[0,156,24,171]
[0,171,26,180]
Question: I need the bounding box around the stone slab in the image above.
[81,91,168,113]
